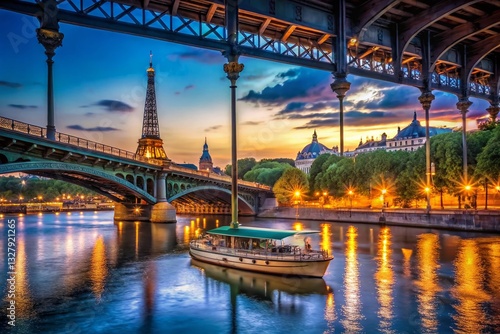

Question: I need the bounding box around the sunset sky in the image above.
[0,10,491,169]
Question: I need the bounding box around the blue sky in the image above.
[0,10,491,168]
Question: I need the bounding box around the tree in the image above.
[224,157,256,178]
[273,168,309,205]
[476,125,500,180]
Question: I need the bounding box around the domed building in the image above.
[386,111,452,152]
[199,138,213,172]
[295,130,338,174]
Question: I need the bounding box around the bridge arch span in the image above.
[168,185,255,215]
[0,161,156,204]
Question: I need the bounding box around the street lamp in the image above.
[380,189,387,222]
[294,191,301,219]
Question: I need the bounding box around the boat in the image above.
[189,225,333,278]
[191,259,331,298]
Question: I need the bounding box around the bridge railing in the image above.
[0,116,164,166]
[1,116,270,191]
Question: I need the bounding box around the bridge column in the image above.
[36,0,64,141]
[418,89,435,213]
[224,0,244,229]
[330,0,351,157]
[150,172,176,223]
[456,97,472,185]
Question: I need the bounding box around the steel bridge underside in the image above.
[1,0,498,100]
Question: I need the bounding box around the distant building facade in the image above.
[353,112,452,155]
[295,130,338,174]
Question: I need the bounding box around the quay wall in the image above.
[258,207,500,232]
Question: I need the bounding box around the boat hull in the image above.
[189,247,331,278]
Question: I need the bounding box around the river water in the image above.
[0,211,499,333]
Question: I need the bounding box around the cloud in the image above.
[169,50,222,64]
[0,81,22,88]
[67,125,120,132]
[239,68,330,105]
[81,100,134,113]
[8,104,37,109]
[241,121,263,126]
[293,110,404,129]
[204,125,222,132]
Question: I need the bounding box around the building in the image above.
[352,112,452,155]
[199,138,214,172]
[295,130,338,174]
[386,111,451,152]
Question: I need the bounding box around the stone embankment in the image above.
[258,207,500,232]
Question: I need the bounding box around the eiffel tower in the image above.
[136,51,168,160]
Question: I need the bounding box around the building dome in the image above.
[295,131,338,174]
[296,130,333,160]
[393,111,425,139]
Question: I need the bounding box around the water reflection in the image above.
[143,262,157,315]
[415,233,440,332]
[452,239,490,333]
[374,227,394,333]
[89,236,107,300]
[487,241,500,330]
[191,259,330,299]
[342,226,363,333]
[321,223,332,256]
[13,237,33,318]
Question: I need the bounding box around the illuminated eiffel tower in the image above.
[136,51,168,160]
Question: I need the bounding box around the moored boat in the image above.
[189,225,333,278]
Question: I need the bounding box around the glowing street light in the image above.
[380,189,387,222]
[294,190,301,219]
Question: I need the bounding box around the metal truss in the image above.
[0,0,495,100]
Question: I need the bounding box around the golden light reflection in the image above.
[293,222,303,231]
[184,226,191,245]
[488,241,500,330]
[401,248,413,278]
[89,236,107,300]
[12,237,34,318]
[415,233,440,333]
[374,227,394,332]
[452,239,489,333]
[321,223,332,255]
[324,290,337,333]
[341,226,363,332]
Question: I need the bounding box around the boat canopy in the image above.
[206,226,317,240]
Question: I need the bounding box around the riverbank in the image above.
[258,206,500,232]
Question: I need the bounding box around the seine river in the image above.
[1,211,499,333]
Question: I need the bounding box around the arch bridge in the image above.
[0,117,273,221]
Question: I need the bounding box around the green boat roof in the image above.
[206,226,318,240]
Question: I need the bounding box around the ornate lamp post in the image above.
[294,190,301,219]
[36,0,64,141]
[331,74,351,156]
[380,189,387,222]
[457,98,473,184]
[223,58,244,229]
[418,90,435,213]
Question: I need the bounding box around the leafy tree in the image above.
[224,157,256,178]
[308,153,331,193]
[273,168,309,205]
[260,158,295,167]
[243,161,292,187]
[475,125,500,180]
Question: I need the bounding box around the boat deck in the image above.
[190,240,332,261]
